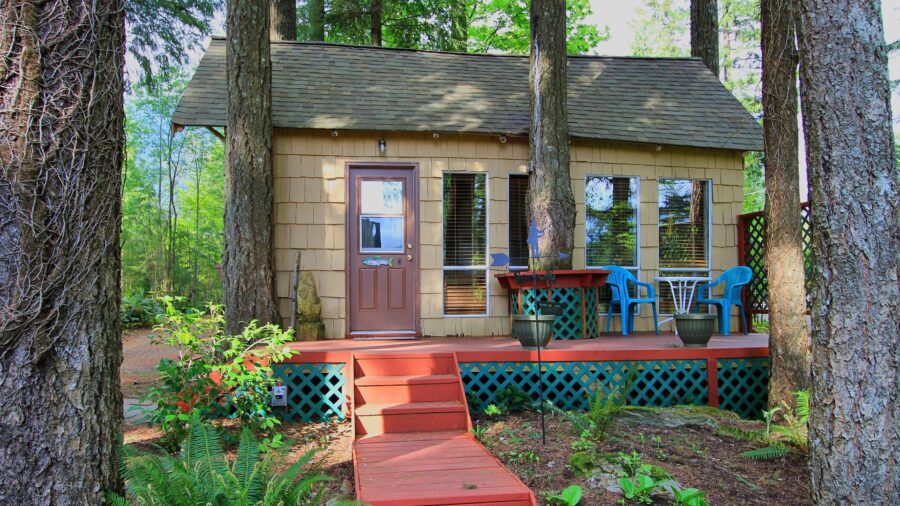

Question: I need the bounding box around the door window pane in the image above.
[360,216,404,252]
[361,180,403,214]
[585,176,639,268]
[658,179,709,269]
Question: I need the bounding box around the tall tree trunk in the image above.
[690,0,720,76]
[761,0,810,409]
[449,0,467,51]
[225,0,281,334]
[527,0,575,271]
[308,0,326,41]
[796,1,899,503]
[370,0,383,46]
[0,1,125,503]
[270,0,296,41]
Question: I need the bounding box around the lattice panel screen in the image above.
[459,360,708,412]
[510,287,600,340]
[718,358,769,420]
[272,363,346,422]
[737,203,812,314]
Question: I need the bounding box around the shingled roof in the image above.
[173,37,762,151]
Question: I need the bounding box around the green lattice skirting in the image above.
[510,287,599,340]
[718,357,769,419]
[271,363,346,422]
[459,360,709,412]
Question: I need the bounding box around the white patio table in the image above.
[653,275,711,332]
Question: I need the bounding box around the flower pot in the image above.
[539,302,564,317]
[675,314,716,347]
[512,315,556,350]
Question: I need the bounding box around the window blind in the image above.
[585,176,639,268]
[658,179,709,269]
[443,173,488,315]
[508,175,529,268]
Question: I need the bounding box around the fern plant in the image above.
[735,389,810,460]
[107,419,332,505]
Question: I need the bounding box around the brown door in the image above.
[348,165,419,336]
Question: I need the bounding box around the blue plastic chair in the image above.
[695,266,752,335]
[601,266,659,336]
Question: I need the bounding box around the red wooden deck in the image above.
[285,332,769,363]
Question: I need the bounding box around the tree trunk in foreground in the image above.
[690,0,720,76]
[370,0,383,46]
[225,0,281,334]
[797,1,899,503]
[270,0,296,41]
[527,0,575,271]
[0,1,125,503]
[308,0,326,41]
[761,0,810,408]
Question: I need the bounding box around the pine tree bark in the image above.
[527,0,575,271]
[449,0,468,51]
[690,0,719,76]
[761,0,810,409]
[225,0,281,334]
[370,0,383,46]
[308,0,326,41]
[0,0,125,503]
[270,0,296,41]
[796,1,899,503]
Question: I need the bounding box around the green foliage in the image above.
[468,0,607,54]
[125,1,220,83]
[617,474,661,505]
[631,0,689,58]
[120,293,164,328]
[568,451,598,478]
[547,379,631,446]
[142,298,295,445]
[739,444,789,460]
[495,385,530,412]
[672,484,709,506]
[107,419,332,505]
[297,0,606,54]
[484,403,503,417]
[546,484,583,506]
[470,424,488,443]
[615,451,671,482]
[123,71,224,305]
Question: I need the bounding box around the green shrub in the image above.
[142,297,295,446]
[495,385,531,412]
[121,293,163,328]
[107,419,332,505]
[546,484,583,506]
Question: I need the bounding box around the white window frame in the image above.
[656,178,713,316]
[441,171,490,317]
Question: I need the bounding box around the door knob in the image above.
[407,254,413,261]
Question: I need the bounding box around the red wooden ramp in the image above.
[351,352,536,506]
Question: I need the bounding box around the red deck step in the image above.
[351,352,536,506]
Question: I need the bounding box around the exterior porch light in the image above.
[432,132,440,139]
[331,129,338,137]
[378,137,386,154]
[499,135,508,143]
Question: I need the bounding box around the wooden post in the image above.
[706,358,719,408]
[289,251,302,330]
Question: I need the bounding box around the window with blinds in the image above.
[658,179,710,314]
[508,175,529,269]
[443,173,488,315]
[658,179,709,269]
[585,176,639,268]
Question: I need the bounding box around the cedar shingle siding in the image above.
[173,38,762,152]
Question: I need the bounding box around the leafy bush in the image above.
[495,385,531,412]
[143,297,295,445]
[121,293,163,328]
[671,484,709,506]
[107,419,332,505]
[618,474,660,505]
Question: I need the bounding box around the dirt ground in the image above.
[121,327,178,398]
[477,407,811,506]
